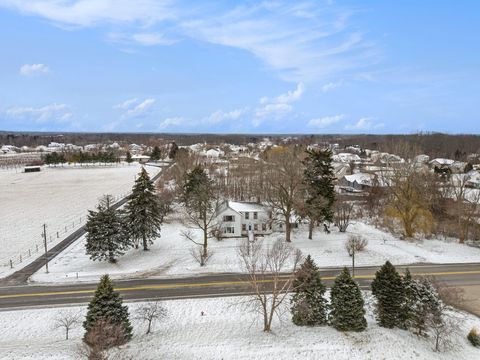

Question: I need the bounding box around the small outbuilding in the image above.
[24,165,41,173]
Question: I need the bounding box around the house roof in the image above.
[430,158,455,166]
[228,201,266,213]
[343,173,374,185]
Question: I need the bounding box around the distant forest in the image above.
[1,131,480,160]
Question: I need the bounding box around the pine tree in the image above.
[371,261,405,328]
[85,195,131,263]
[330,267,367,332]
[125,151,133,163]
[181,166,216,263]
[150,146,162,161]
[302,149,336,239]
[83,275,133,341]
[125,168,163,250]
[404,277,441,336]
[291,255,328,326]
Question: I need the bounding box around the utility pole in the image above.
[42,223,49,273]
[352,245,355,278]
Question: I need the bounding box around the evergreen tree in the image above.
[400,268,414,329]
[181,166,216,263]
[302,149,336,239]
[84,275,132,341]
[85,195,131,263]
[150,146,162,161]
[330,267,367,332]
[168,142,179,159]
[371,261,405,328]
[125,168,163,250]
[291,255,328,326]
[126,151,133,163]
[404,277,441,336]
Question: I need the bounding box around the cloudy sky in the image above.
[0,1,479,133]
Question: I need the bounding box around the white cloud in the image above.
[206,108,244,125]
[344,117,384,131]
[159,116,184,129]
[108,32,177,46]
[322,80,343,92]
[0,0,175,27]
[308,114,344,128]
[254,83,304,125]
[19,63,49,76]
[1,1,378,83]
[5,103,71,123]
[114,98,138,110]
[114,98,155,118]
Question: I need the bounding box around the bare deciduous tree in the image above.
[427,304,460,352]
[188,243,215,266]
[53,310,81,340]
[344,235,368,256]
[333,200,354,232]
[382,164,433,238]
[84,319,128,360]
[237,238,302,332]
[135,301,167,335]
[264,147,305,242]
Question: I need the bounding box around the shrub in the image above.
[468,327,480,347]
[345,235,368,257]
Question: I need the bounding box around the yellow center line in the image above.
[1,270,479,300]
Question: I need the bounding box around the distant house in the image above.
[24,165,41,173]
[338,173,375,192]
[430,158,466,174]
[131,155,150,164]
[215,200,272,238]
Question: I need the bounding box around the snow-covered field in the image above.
[0,164,160,278]
[0,295,478,360]
[31,219,480,283]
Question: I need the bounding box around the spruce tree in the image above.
[330,267,367,332]
[84,275,132,341]
[150,146,162,161]
[85,195,131,263]
[404,277,441,336]
[125,151,133,163]
[291,255,328,326]
[371,261,405,328]
[125,168,163,250]
[302,149,335,239]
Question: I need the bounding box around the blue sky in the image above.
[0,1,479,134]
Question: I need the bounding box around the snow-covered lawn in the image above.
[0,164,160,278]
[0,295,479,359]
[31,219,480,283]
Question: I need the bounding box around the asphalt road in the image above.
[1,263,479,312]
[1,164,169,286]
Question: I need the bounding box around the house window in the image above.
[245,212,249,220]
[223,227,235,234]
[254,212,258,220]
[223,215,235,222]
[242,224,246,231]
[268,211,272,219]
[254,224,258,231]
[262,223,267,231]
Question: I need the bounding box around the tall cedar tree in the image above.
[330,267,367,332]
[181,166,216,261]
[302,149,336,239]
[150,146,162,160]
[83,275,133,341]
[404,276,441,336]
[125,168,163,250]
[85,195,131,263]
[125,151,133,163]
[371,261,406,328]
[291,255,328,326]
[169,142,179,159]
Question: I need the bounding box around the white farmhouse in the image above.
[215,200,272,238]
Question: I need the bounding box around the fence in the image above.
[1,191,130,271]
